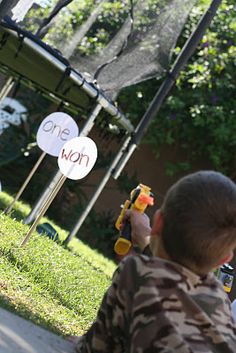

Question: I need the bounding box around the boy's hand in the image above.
[124,209,151,251]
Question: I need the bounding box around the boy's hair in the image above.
[161,171,236,270]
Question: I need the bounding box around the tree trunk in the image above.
[36,0,74,38]
[0,0,19,20]
[61,0,106,58]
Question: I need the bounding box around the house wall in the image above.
[87,142,212,218]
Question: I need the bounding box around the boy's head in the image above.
[151,171,236,274]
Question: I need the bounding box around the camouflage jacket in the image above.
[76,255,236,353]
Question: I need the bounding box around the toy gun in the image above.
[215,263,234,293]
[114,183,154,256]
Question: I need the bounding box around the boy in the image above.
[75,171,236,352]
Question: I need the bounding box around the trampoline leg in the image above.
[0,77,14,102]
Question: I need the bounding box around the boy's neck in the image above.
[152,238,209,277]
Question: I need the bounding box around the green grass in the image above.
[0,192,117,337]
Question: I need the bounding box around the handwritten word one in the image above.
[36,112,79,157]
[42,120,70,141]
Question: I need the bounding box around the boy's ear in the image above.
[151,210,163,236]
[217,252,234,267]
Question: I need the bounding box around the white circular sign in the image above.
[0,181,2,192]
[58,136,98,180]
[36,112,79,156]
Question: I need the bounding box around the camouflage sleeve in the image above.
[75,258,131,353]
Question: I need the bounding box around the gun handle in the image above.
[114,221,132,256]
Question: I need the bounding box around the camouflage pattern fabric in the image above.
[76,255,236,352]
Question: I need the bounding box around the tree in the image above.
[36,0,74,38]
[0,0,18,20]
[61,0,106,58]
[119,0,236,179]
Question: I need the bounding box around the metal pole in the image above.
[80,103,103,136]
[63,134,132,245]
[0,77,14,101]
[23,103,103,224]
[23,168,62,224]
[112,0,222,179]
[3,151,47,215]
[20,173,66,246]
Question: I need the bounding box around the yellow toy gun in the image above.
[114,183,154,256]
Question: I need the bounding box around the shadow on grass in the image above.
[0,198,29,222]
[0,295,65,337]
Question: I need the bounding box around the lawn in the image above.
[0,192,116,337]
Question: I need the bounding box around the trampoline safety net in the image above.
[70,0,197,94]
[10,0,197,97]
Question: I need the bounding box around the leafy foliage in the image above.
[24,0,130,55]
[119,0,236,178]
